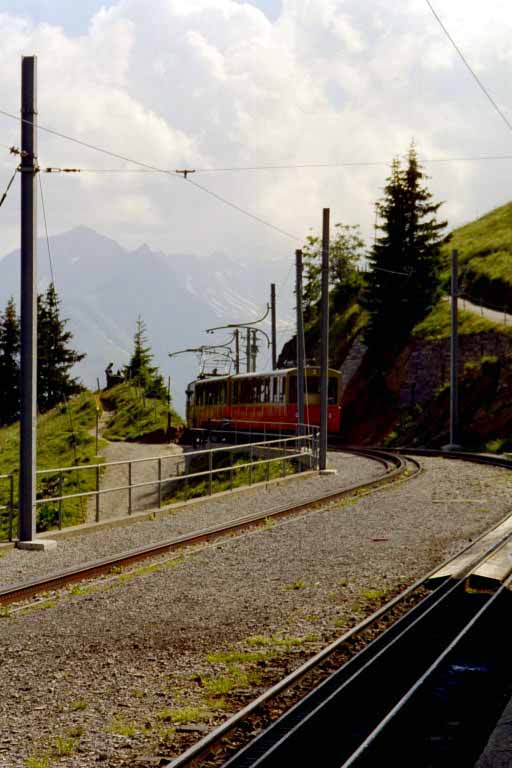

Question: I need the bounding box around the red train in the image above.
[186,366,342,433]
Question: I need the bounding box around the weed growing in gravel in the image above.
[110,565,123,575]
[156,706,209,724]
[201,664,263,696]
[131,688,145,698]
[67,725,84,738]
[475,508,491,514]
[21,599,56,615]
[69,698,87,711]
[0,605,11,618]
[245,635,303,649]
[338,578,348,587]
[108,715,139,737]
[305,614,320,623]
[262,516,275,530]
[361,589,388,601]
[284,579,306,590]
[25,755,50,768]
[51,736,76,756]
[206,650,269,665]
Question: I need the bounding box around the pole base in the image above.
[442,444,462,452]
[319,469,338,476]
[16,540,57,551]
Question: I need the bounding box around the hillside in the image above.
[440,202,512,310]
[279,201,512,449]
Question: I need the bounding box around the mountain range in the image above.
[0,227,294,414]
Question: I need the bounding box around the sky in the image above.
[1,0,512,275]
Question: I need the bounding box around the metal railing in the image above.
[0,432,319,542]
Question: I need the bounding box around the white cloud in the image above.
[0,0,511,266]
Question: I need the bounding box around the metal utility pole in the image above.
[251,328,258,373]
[246,328,251,372]
[167,376,172,439]
[296,250,305,435]
[234,329,240,374]
[270,283,277,370]
[18,55,38,544]
[319,208,330,471]
[448,249,460,449]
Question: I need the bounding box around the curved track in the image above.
[163,448,512,768]
[0,447,414,607]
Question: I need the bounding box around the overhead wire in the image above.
[0,107,300,242]
[37,153,512,174]
[0,167,19,209]
[424,0,512,136]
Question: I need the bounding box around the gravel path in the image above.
[1,457,511,768]
[86,441,184,522]
[0,451,382,589]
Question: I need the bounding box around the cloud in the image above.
[0,0,511,266]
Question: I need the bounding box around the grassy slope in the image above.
[101,382,183,441]
[0,392,102,535]
[440,201,512,304]
[413,300,512,341]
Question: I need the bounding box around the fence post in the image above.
[230,451,233,491]
[8,474,14,542]
[95,465,100,522]
[209,450,213,496]
[249,444,253,485]
[58,472,63,530]
[158,458,162,508]
[267,446,270,482]
[128,462,132,515]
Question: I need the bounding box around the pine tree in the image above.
[126,316,167,399]
[364,146,447,348]
[0,298,20,425]
[37,283,85,412]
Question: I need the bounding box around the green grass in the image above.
[166,455,296,503]
[0,392,103,538]
[101,382,182,441]
[413,300,512,342]
[440,202,512,286]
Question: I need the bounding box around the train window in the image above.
[289,376,339,404]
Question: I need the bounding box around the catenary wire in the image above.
[0,167,18,209]
[36,153,512,174]
[425,0,512,135]
[0,107,300,242]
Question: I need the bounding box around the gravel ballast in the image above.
[0,456,511,767]
[0,451,382,589]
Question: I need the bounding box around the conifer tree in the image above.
[126,316,166,399]
[0,297,20,425]
[364,146,447,348]
[37,283,85,411]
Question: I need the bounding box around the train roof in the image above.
[189,367,341,386]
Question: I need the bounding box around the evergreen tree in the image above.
[126,316,167,399]
[37,283,85,411]
[364,146,447,348]
[0,297,20,425]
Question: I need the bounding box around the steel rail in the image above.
[339,571,512,768]
[0,448,412,606]
[219,521,512,768]
[164,450,512,768]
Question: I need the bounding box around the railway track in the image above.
[0,447,414,607]
[163,448,512,768]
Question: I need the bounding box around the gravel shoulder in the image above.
[0,450,382,589]
[1,457,511,768]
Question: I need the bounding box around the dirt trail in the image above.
[87,411,183,522]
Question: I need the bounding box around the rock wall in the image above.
[395,332,512,408]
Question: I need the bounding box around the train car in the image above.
[186,367,342,433]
